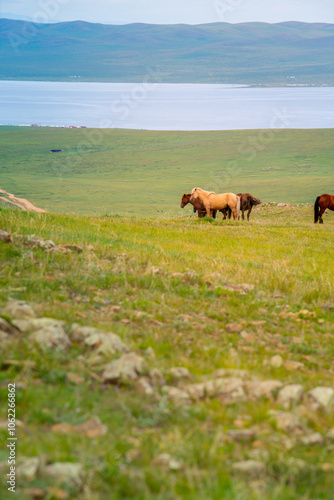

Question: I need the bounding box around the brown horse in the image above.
[180,193,217,219]
[237,193,261,221]
[314,194,334,223]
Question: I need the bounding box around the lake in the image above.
[1,81,334,130]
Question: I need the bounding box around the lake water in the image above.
[1,80,334,130]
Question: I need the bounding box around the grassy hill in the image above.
[1,126,334,216]
[1,205,334,499]
[1,19,334,84]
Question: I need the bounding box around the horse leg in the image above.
[247,206,252,221]
[212,210,217,219]
[228,208,232,220]
[241,208,245,220]
[221,209,227,220]
[231,205,238,221]
[206,207,212,217]
[319,207,326,224]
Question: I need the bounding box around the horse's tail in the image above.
[236,195,241,220]
[314,196,320,223]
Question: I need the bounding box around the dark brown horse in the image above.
[314,194,334,223]
[180,193,217,219]
[237,193,261,221]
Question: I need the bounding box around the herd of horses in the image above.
[180,188,334,224]
[180,188,261,221]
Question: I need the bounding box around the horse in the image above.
[190,188,240,220]
[237,193,261,221]
[180,193,217,219]
[314,194,334,223]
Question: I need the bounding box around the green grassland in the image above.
[1,127,334,216]
[1,205,334,499]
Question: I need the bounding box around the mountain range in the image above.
[0,18,334,84]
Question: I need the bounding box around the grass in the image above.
[1,204,334,499]
[1,127,334,216]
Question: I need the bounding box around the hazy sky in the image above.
[1,0,334,25]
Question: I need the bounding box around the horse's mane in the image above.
[191,187,215,196]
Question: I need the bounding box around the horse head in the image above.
[180,193,191,208]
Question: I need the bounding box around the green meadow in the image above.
[1,205,334,499]
[1,125,334,499]
[1,126,334,216]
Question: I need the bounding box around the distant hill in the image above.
[0,19,334,84]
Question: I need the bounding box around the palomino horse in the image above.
[237,193,261,221]
[190,188,240,220]
[180,193,217,218]
[314,194,334,224]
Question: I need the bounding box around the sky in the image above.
[1,0,334,25]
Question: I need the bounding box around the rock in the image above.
[326,428,334,442]
[307,387,334,412]
[152,453,183,471]
[11,319,34,332]
[285,458,311,472]
[0,317,19,335]
[212,368,249,379]
[240,331,256,342]
[251,320,266,327]
[231,460,266,477]
[12,234,56,249]
[183,269,197,280]
[227,429,256,443]
[168,367,191,380]
[184,382,205,400]
[162,386,191,404]
[0,229,12,242]
[300,432,324,446]
[16,457,40,480]
[62,244,83,253]
[136,377,155,396]
[277,384,304,409]
[240,283,255,292]
[148,266,163,276]
[4,300,36,318]
[66,372,85,385]
[43,462,84,490]
[144,347,156,360]
[225,323,243,333]
[273,411,303,433]
[149,368,166,386]
[246,380,283,399]
[51,423,73,434]
[284,360,305,370]
[102,353,146,383]
[70,324,128,355]
[248,449,270,461]
[29,324,71,350]
[74,417,107,438]
[270,355,283,368]
[205,377,246,403]
[12,317,65,334]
